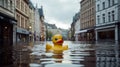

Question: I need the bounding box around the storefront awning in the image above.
[0,12,17,24]
[17,27,29,34]
[75,30,87,34]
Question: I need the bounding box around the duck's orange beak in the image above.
[57,39,63,44]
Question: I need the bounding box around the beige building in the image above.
[29,2,35,42]
[15,0,30,42]
[40,17,45,41]
[34,6,41,41]
[39,7,46,41]
[80,0,96,41]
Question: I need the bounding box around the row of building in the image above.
[0,0,69,65]
[0,0,46,65]
[0,0,46,45]
[45,23,69,40]
[70,0,120,42]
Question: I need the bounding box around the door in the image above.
[0,22,13,66]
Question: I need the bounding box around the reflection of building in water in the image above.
[13,45,30,67]
[96,43,119,67]
[30,54,41,64]
[79,49,96,67]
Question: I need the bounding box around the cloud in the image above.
[31,0,80,29]
[47,18,70,29]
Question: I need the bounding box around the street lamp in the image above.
[29,26,32,42]
[29,26,32,29]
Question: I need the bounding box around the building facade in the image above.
[68,29,72,40]
[34,6,41,41]
[39,7,45,41]
[29,1,35,42]
[74,12,81,41]
[95,0,120,41]
[80,0,96,41]
[70,21,75,41]
[59,28,69,40]
[0,0,16,66]
[15,0,30,42]
[45,23,59,41]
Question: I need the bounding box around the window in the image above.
[108,0,110,7]
[10,0,12,10]
[92,19,94,25]
[25,4,28,14]
[97,15,100,24]
[21,16,24,28]
[25,19,28,29]
[16,14,20,27]
[92,8,94,15]
[102,2,105,9]
[108,12,111,22]
[4,0,8,8]
[102,14,105,23]
[97,4,100,11]
[112,11,115,21]
[112,0,115,6]
[21,1,24,11]
[0,0,3,6]
[16,0,20,9]
[0,0,1,5]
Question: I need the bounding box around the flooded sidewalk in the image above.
[10,41,120,67]
[12,41,45,67]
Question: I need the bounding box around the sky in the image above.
[30,0,81,29]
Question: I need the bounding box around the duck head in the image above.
[52,34,64,46]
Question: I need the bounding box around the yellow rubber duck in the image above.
[46,34,68,53]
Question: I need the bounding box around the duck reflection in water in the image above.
[46,34,68,63]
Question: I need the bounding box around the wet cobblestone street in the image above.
[12,41,120,67]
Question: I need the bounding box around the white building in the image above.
[58,28,69,40]
[74,12,80,41]
[48,29,61,35]
[95,0,120,41]
[34,6,41,41]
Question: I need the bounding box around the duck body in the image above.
[46,34,68,52]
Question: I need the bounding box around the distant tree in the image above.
[46,31,53,41]
[46,29,48,40]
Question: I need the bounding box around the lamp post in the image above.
[29,26,32,42]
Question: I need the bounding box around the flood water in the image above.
[29,41,120,67]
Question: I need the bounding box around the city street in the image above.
[12,41,120,67]
[1,0,120,67]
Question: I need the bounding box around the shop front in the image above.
[95,24,119,41]
[77,29,95,41]
[75,31,80,41]
[87,29,95,41]
[0,12,16,66]
[16,27,30,43]
[118,23,120,41]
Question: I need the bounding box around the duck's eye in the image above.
[55,38,58,40]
